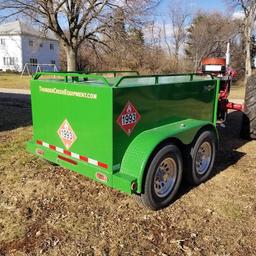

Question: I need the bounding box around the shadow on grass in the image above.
[176,110,248,201]
[0,92,31,132]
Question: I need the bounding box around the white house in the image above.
[0,21,60,72]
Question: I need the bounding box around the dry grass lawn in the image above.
[0,81,255,255]
[0,73,31,90]
[229,81,245,100]
[0,112,256,255]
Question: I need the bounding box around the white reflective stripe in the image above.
[71,152,79,159]
[56,147,64,153]
[42,142,49,148]
[88,158,98,166]
[40,141,103,167]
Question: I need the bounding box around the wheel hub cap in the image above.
[154,157,177,198]
[195,142,212,175]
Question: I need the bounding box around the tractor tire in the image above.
[184,130,216,186]
[136,144,183,211]
[241,75,256,139]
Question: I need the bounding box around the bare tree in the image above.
[228,1,256,140]
[0,0,158,71]
[231,0,256,81]
[167,0,191,69]
[185,12,240,71]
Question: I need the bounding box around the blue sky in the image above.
[153,0,239,28]
[157,0,229,15]
[182,0,227,12]
[146,0,239,48]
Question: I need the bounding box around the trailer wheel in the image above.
[136,144,183,210]
[241,75,256,139]
[184,130,216,185]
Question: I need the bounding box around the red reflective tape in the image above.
[36,140,107,170]
[98,162,108,169]
[36,148,44,156]
[79,155,88,162]
[49,145,56,150]
[58,155,77,165]
[64,150,71,156]
[37,140,43,145]
[96,172,108,182]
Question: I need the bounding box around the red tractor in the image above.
[199,46,256,139]
[201,57,243,121]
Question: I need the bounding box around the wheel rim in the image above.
[195,141,212,175]
[153,157,177,198]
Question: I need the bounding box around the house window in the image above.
[50,43,54,50]
[30,58,38,65]
[3,57,15,65]
[0,39,5,45]
[29,40,34,47]
[51,60,56,65]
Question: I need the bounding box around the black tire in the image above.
[184,130,216,186]
[241,75,256,139]
[136,144,183,211]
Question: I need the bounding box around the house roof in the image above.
[0,20,58,41]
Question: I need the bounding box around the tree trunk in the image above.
[241,7,256,140]
[244,12,253,84]
[245,20,252,84]
[65,47,78,72]
[174,43,179,71]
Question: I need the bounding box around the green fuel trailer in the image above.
[27,72,220,210]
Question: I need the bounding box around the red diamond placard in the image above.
[57,119,77,149]
[117,101,141,136]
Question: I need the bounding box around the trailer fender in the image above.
[119,119,217,193]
